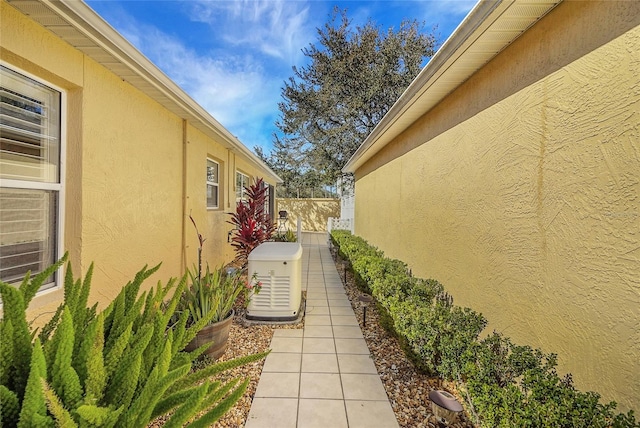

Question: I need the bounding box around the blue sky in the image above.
[85,0,476,154]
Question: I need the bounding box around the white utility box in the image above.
[247,242,303,321]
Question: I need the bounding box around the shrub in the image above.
[330,230,638,427]
[228,177,276,268]
[0,255,268,427]
[274,229,297,242]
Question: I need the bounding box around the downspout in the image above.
[227,148,233,209]
[181,119,188,273]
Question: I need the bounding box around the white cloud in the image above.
[114,17,281,150]
[86,0,476,154]
[187,0,315,65]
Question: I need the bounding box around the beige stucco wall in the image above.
[1,0,276,323]
[276,198,340,232]
[354,1,639,412]
[184,125,276,269]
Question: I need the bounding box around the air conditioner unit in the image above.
[246,242,303,321]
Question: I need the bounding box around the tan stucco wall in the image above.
[276,198,340,232]
[184,126,276,269]
[354,1,639,411]
[1,0,276,323]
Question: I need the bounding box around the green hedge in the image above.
[330,230,637,428]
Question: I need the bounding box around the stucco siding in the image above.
[0,1,84,87]
[1,0,277,323]
[184,124,280,271]
[186,124,231,268]
[80,57,184,300]
[354,1,639,411]
[276,198,340,232]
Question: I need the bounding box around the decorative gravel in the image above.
[150,256,477,427]
[212,307,302,428]
[335,258,476,428]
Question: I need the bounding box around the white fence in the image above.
[327,217,354,234]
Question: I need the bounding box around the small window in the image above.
[0,64,63,289]
[207,159,219,209]
[236,171,249,202]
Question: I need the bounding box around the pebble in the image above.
[147,259,476,427]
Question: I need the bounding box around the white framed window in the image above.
[0,64,64,291]
[236,171,250,202]
[206,158,219,209]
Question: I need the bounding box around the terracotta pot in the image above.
[185,309,234,360]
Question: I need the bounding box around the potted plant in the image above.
[181,264,255,360]
[176,215,261,360]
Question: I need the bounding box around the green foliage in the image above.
[0,385,20,427]
[0,319,14,387]
[330,230,638,427]
[19,339,52,428]
[41,379,76,428]
[228,177,275,268]
[177,264,248,326]
[273,229,297,242]
[0,258,268,427]
[0,277,35,402]
[262,8,437,193]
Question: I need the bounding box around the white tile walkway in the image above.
[245,233,399,428]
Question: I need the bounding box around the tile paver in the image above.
[329,299,354,308]
[332,326,364,339]
[330,306,356,316]
[300,372,343,399]
[246,232,399,427]
[306,299,329,307]
[303,325,333,338]
[335,338,370,355]
[304,306,330,315]
[254,372,300,398]
[345,400,399,428]
[270,337,303,353]
[245,398,298,428]
[273,329,304,338]
[262,352,302,373]
[331,314,360,326]
[304,315,331,326]
[303,337,336,353]
[337,354,378,374]
[301,353,339,373]
[341,374,389,401]
[298,399,348,428]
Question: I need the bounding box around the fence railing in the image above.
[327,217,354,234]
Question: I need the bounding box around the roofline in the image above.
[342,0,562,174]
[7,0,282,184]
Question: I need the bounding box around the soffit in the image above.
[343,0,562,174]
[5,0,282,184]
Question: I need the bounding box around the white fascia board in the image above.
[23,0,282,184]
[342,0,561,174]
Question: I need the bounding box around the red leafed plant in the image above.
[228,177,276,268]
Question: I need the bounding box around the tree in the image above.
[263,7,437,190]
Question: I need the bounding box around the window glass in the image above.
[0,66,60,183]
[236,171,249,202]
[0,65,61,289]
[206,159,219,209]
[0,188,57,284]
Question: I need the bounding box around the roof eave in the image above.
[7,0,282,184]
[342,0,562,174]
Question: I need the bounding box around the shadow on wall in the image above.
[276,199,340,232]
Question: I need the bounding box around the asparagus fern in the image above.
[0,258,269,427]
